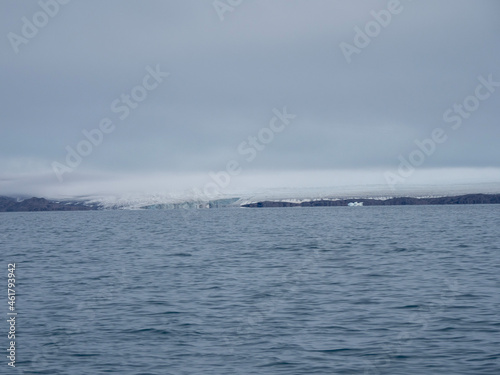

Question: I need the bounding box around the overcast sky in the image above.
[1,0,499,200]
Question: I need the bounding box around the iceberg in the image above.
[347,202,364,207]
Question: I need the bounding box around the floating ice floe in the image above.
[347,202,364,207]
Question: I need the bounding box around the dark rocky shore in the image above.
[242,194,500,208]
[0,197,97,212]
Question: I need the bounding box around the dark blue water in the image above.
[1,205,499,374]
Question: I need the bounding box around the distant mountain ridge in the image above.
[242,194,500,208]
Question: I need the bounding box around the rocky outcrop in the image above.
[242,194,500,208]
[0,197,97,212]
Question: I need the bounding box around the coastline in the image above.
[241,194,500,208]
[1,193,500,212]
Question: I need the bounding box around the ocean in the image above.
[1,205,499,374]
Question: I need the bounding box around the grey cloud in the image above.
[1,0,499,197]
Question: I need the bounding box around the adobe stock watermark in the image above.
[52,64,169,182]
[213,0,243,22]
[384,74,500,190]
[340,0,412,64]
[7,0,71,54]
[198,107,296,200]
